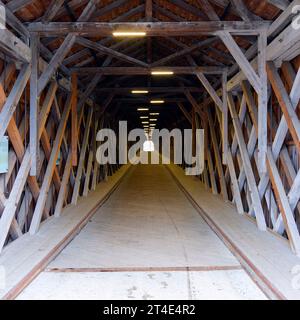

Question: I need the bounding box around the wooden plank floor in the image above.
[0,164,132,299]
[167,163,300,300]
[17,165,266,300]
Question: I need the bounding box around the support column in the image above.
[71,72,78,166]
[257,29,268,174]
[30,33,39,176]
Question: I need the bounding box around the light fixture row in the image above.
[150,100,164,104]
[113,32,146,37]
[114,30,169,135]
[136,101,164,111]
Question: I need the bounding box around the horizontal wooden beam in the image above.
[71,66,225,75]
[96,87,203,93]
[28,21,270,37]
[112,98,187,103]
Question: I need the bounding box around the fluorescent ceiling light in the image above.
[132,90,149,94]
[149,119,157,121]
[113,32,146,37]
[151,71,174,75]
[142,121,149,124]
[137,108,149,111]
[150,100,164,104]
[140,116,148,119]
[150,113,160,115]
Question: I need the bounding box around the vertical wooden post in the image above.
[222,70,228,165]
[71,108,93,205]
[207,149,218,195]
[83,150,94,196]
[207,110,228,200]
[258,29,268,174]
[192,107,196,157]
[30,33,39,176]
[145,0,152,65]
[226,151,244,215]
[54,150,72,217]
[92,118,99,190]
[71,72,78,166]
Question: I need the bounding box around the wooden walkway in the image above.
[16,165,266,300]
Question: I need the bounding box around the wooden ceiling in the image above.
[5,0,282,69]
[2,0,287,126]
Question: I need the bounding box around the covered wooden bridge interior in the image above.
[0,0,300,300]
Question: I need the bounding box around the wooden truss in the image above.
[0,0,299,258]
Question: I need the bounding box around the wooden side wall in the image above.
[192,58,300,255]
[0,57,120,252]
